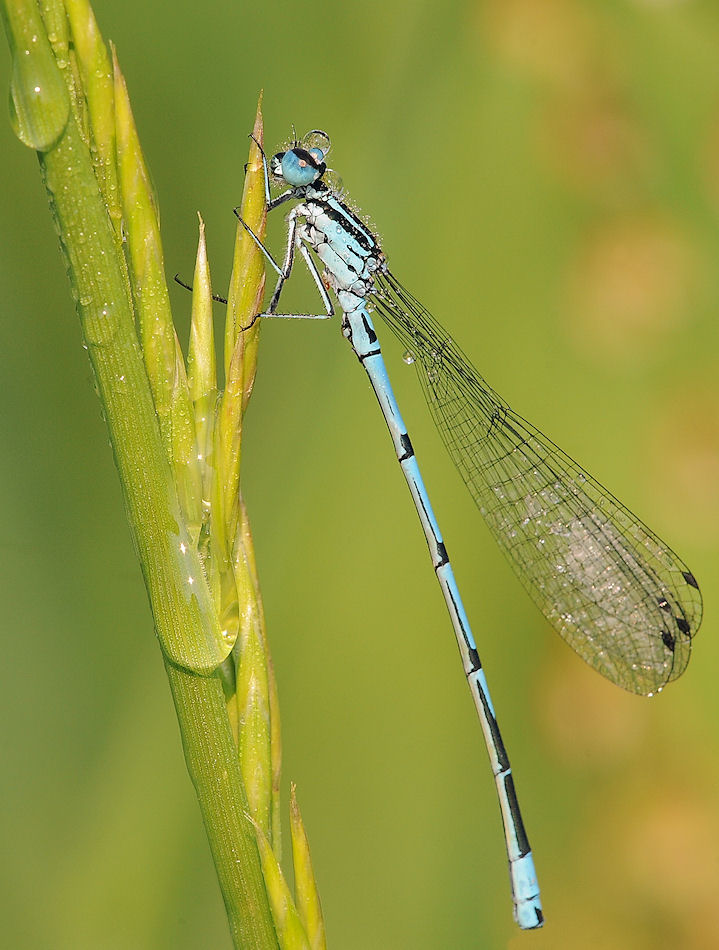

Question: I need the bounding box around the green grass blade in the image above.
[1,5,280,945]
[290,785,327,950]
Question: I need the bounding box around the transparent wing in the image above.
[373,271,702,695]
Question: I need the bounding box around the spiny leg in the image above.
[248,132,294,212]
[233,206,297,312]
[234,208,333,321]
[173,274,228,305]
[298,244,334,317]
[234,206,284,276]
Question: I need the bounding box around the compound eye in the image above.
[280,148,324,187]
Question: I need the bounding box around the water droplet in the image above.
[8,20,70,151]
[402,350,416,365]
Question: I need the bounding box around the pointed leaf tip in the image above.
[290,785,327,950]
[255,823,311,950]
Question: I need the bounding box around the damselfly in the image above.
[227,129,702,930]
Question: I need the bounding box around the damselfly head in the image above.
[271,129,331,187]
[271,145,327,187]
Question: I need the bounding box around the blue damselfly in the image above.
[223,129,702,929]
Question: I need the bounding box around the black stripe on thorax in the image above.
[313,196,378,254]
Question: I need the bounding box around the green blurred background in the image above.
[2,1,719,947]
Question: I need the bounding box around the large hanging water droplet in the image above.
[8,26,70,151]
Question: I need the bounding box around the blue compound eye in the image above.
[280,147,325,187]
